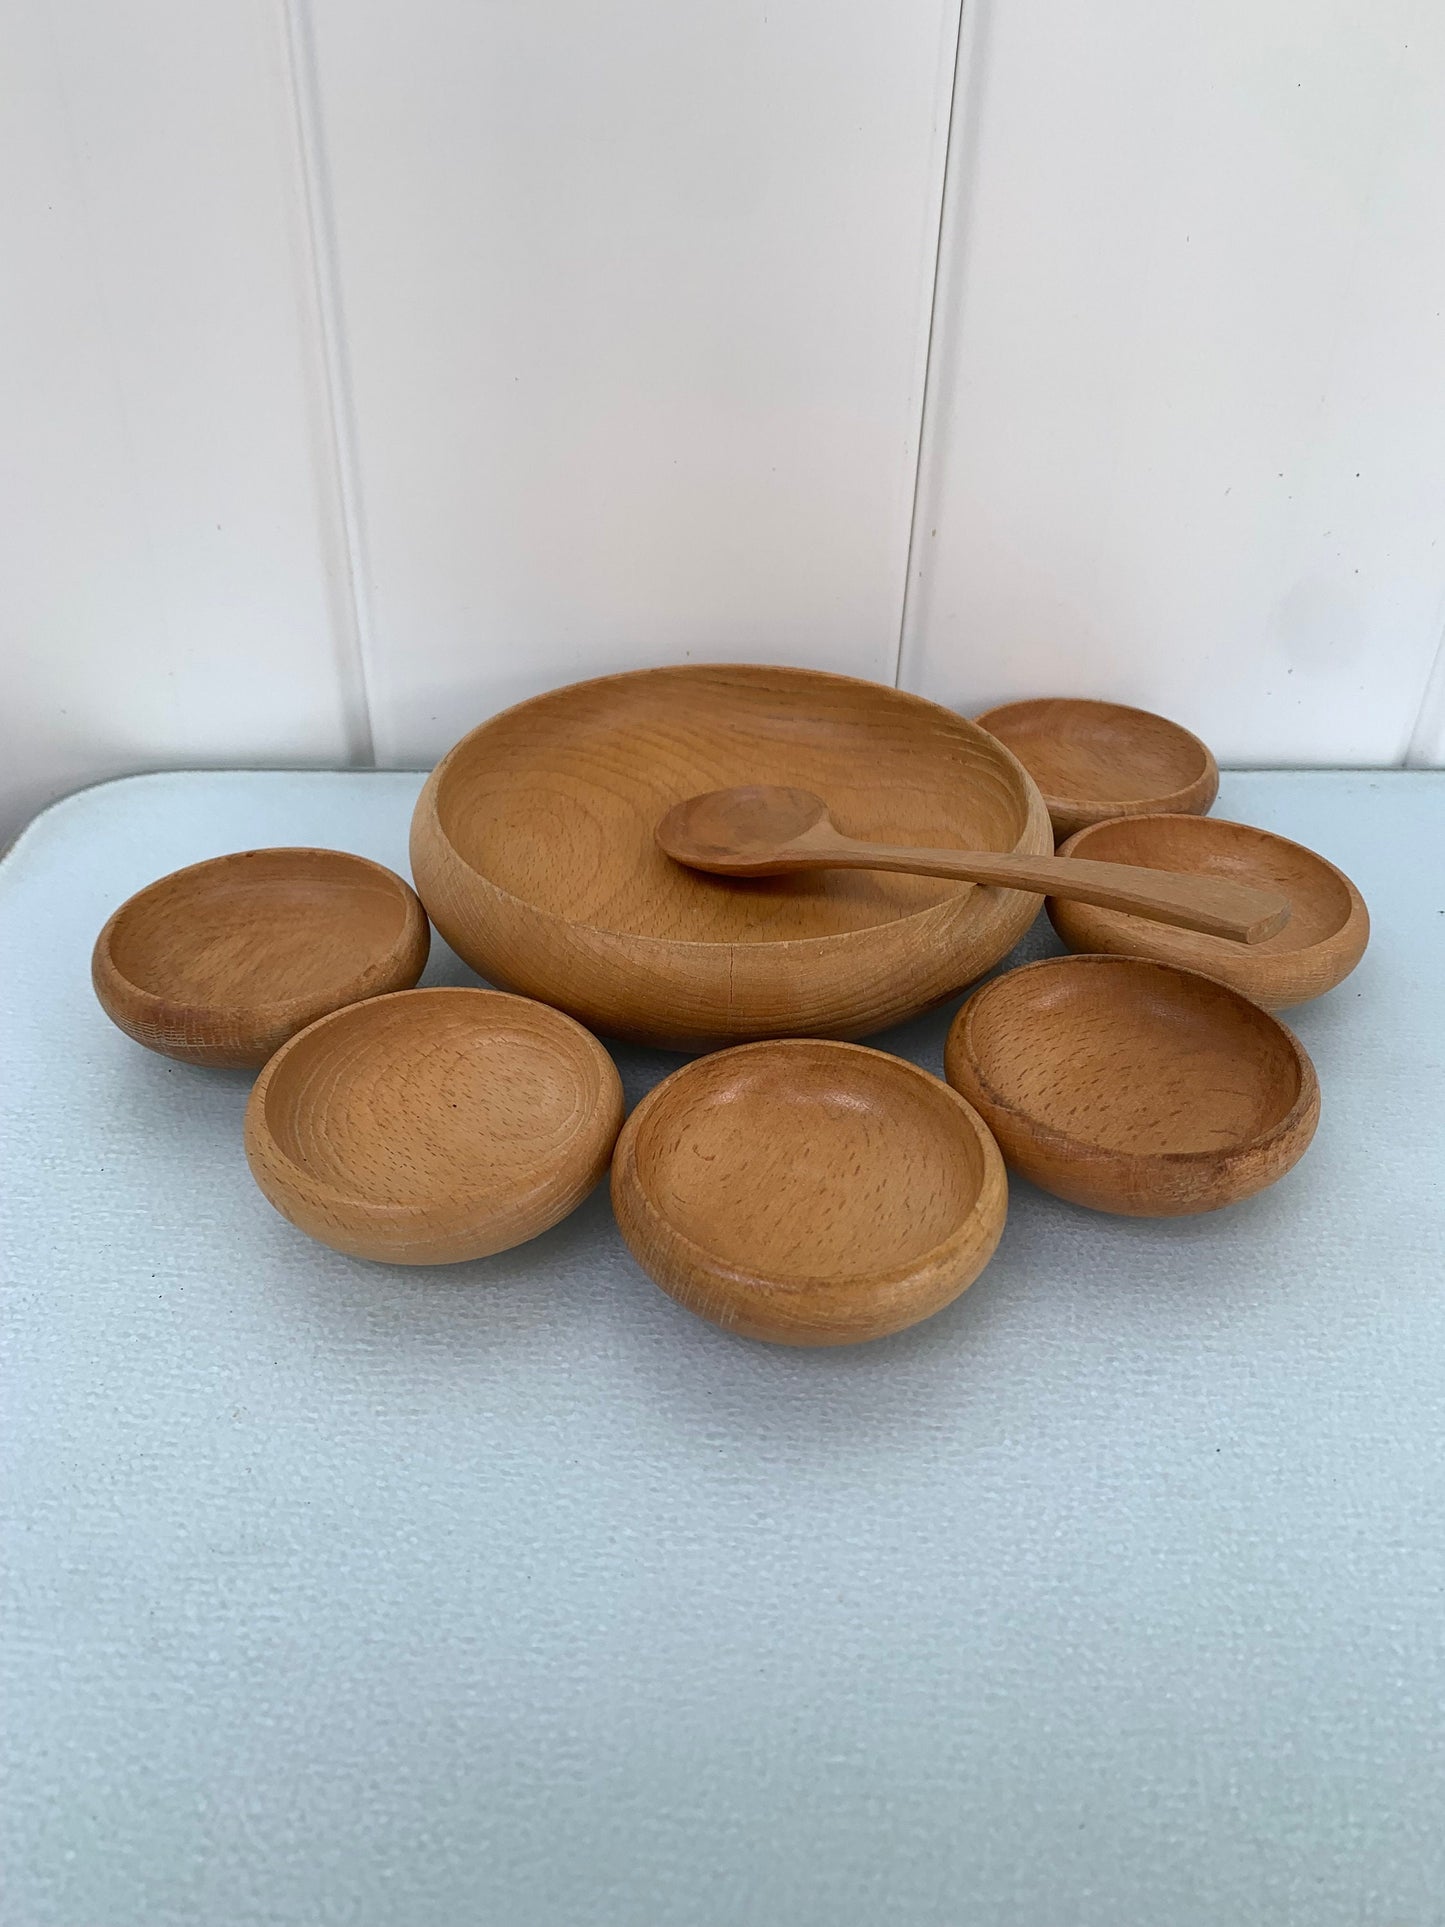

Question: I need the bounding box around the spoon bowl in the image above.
[656,784,831,869]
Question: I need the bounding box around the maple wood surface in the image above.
[945,954,1319,1217]
[410,664,1052,1049]
[1050,814,1369,1007]
[974,697,1218,839]
[92,847,429,1068]
[245,987,624,1264]
[611,1038,1008,1345]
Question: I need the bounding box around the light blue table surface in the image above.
[3,769,1443,1927]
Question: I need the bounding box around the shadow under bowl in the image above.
[611,1038,1008,1345]
[244,987,624,1264]
[944,955,1318,1217]
[974,697,1218,840]
[92,847,430,1068]
[1049,813,1369,1007]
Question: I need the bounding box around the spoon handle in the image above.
[825,842,1290,945]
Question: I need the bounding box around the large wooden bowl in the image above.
[1049,814,1369,1008]
[410,665,1051,1048]
[611,1039,1007,1345]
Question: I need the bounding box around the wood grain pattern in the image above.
[974,699,1218,839]
[611,1039,1007,1346]
[1049,815,1370,1008]
[944,955,1319,1217]
[93,848,429,1068]
[245,987,623,1264]
[657,784,1288,943]
[410,664,1052,1050]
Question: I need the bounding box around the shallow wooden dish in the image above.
[410,664,1052,1049]
[944,956,1318,1217]
[1050,814,1369,1007]
[974,698,1218,840]
[93,848,429,1068]
[245,988,623,1264]
[611,1039,1007,1345]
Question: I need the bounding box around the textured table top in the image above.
[3,769,1443,1927]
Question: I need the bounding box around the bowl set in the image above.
[93,666,1368,1347]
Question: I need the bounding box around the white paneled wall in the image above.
[1412,637,1445,767]
[305,0,961,764]
[4,1,1444,844]
[902,0,1445,765]
[1,0,362,843]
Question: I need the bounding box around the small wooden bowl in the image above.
[410,664,1051,1049]
[93,848,430,1069]
[974,697,1218,839]
[245,988,623,1264]
[1049,814,1369,1007]
[944,956,1318,1217]
[611,1039,1007,1345]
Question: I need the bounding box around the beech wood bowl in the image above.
[944,955,1319,1217]
[93,848,429,1068]
[1050,814,1369,1007]
[611,1039,1007,1345]
[245,987,623,1264]
[410,664,1052,1050]
[974,697,1218,840]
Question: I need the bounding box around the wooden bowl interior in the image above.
[978,699,1210,809]
[965,959,1305,1157]
[107,850,415,1010]
[629,1043,990,1280]
[433,667,1036,944]
[259,990,613,1209]
[1060,815,1356,953]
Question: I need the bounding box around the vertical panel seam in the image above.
[278,0,377,766]
[893,0,977,689]
[1404,614,1445,766]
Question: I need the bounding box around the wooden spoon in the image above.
[657,786,1291,945]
